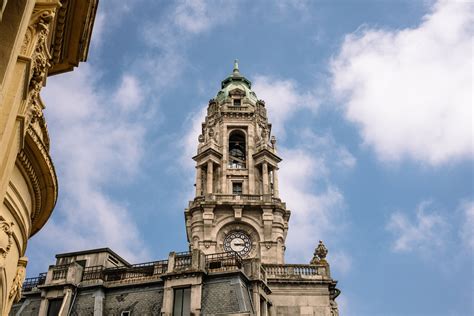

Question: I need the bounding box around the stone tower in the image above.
[185,61,291,264]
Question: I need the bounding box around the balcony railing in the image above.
[22,273,46,291]
[174,252,192,270]
[81,260,169,283]
[205,252,242,272]
[81,265,104,281]
[263,264,326,279]
[51,264,69,280]
[223,105,250,112]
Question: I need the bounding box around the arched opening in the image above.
[228,130,246,169]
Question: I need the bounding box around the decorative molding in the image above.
[0,217,14,265]
[51,0,69,65]
[8,257,27,303]
[26,126,57,189]
[17,150,42,223]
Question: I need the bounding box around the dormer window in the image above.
[233,98,241,106]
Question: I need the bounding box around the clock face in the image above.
[223,231,251,256]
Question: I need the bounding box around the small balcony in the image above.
[263,263,329,280]
[190,194,284,209]
[205,252,242,273]
[22,273,46,292]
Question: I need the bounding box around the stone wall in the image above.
[9,297,41,316]
[104,285,163,316]
[70,290,95,316]
[201,275,253,315]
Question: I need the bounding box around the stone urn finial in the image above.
[316,240,328,259]
[270,136,277,150]
[311,240,329,264]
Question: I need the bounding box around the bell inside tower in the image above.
[228,130,246,169]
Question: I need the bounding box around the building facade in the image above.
[0,0,98,314]
[12,63,340,316]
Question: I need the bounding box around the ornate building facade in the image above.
[0,0,98,314]
[11,63,340,316]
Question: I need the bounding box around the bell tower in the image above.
[185,61,291,264]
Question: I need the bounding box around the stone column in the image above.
[190,284,202,314]
[262,162,269,195]
[38,295,48,316]
[206,161,213,194]
[195,166,202,196]
[273,167,279,198]
[93,289,105,316]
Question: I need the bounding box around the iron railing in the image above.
[22,272,46,291]
[81,260,169,283]
[205,252,242,272]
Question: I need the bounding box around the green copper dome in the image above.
[216,60,258,103]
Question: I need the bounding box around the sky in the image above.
[26,0,472,315]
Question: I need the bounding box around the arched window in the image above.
[228,130,246,168]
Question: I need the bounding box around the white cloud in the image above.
[386,201,448,253]
[174,0,236,34]
[114,74,143,111]
[273,125,355,266]
[253,75,319,137]
[331,0,473,166]
[460,200,474,251]
[280,147,348,263]
[181,106,207,169]
[31,65,149,263]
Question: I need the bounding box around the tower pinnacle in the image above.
[233,59,239,75]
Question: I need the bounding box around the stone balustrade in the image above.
[22,251,330,294]
[189,194,286,208]
[263,263,329,279]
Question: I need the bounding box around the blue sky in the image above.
[27,0,472,315]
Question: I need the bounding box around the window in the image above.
[233,182,243,195]
[76,260,86,268]
[47,298,63,316]
[228,130,246,168]
[173,287,191,316]
[121,312,131,316]
[233,98,241,106]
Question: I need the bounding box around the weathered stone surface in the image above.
[70,291,95,316]
[9,297,41,316]
[104,286,163,316]
[201,276,252,315]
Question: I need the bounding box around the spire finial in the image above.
[233,59,239,74]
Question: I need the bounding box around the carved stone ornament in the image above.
[310,240,328,264]
[198,134,205,143]
[330,300,339,316]
[270,135,277,150]
[0,217,14,262]
[25,10,55,128]
[270,136,276,145]
[9,258,27,303]
[316,240,328,259]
